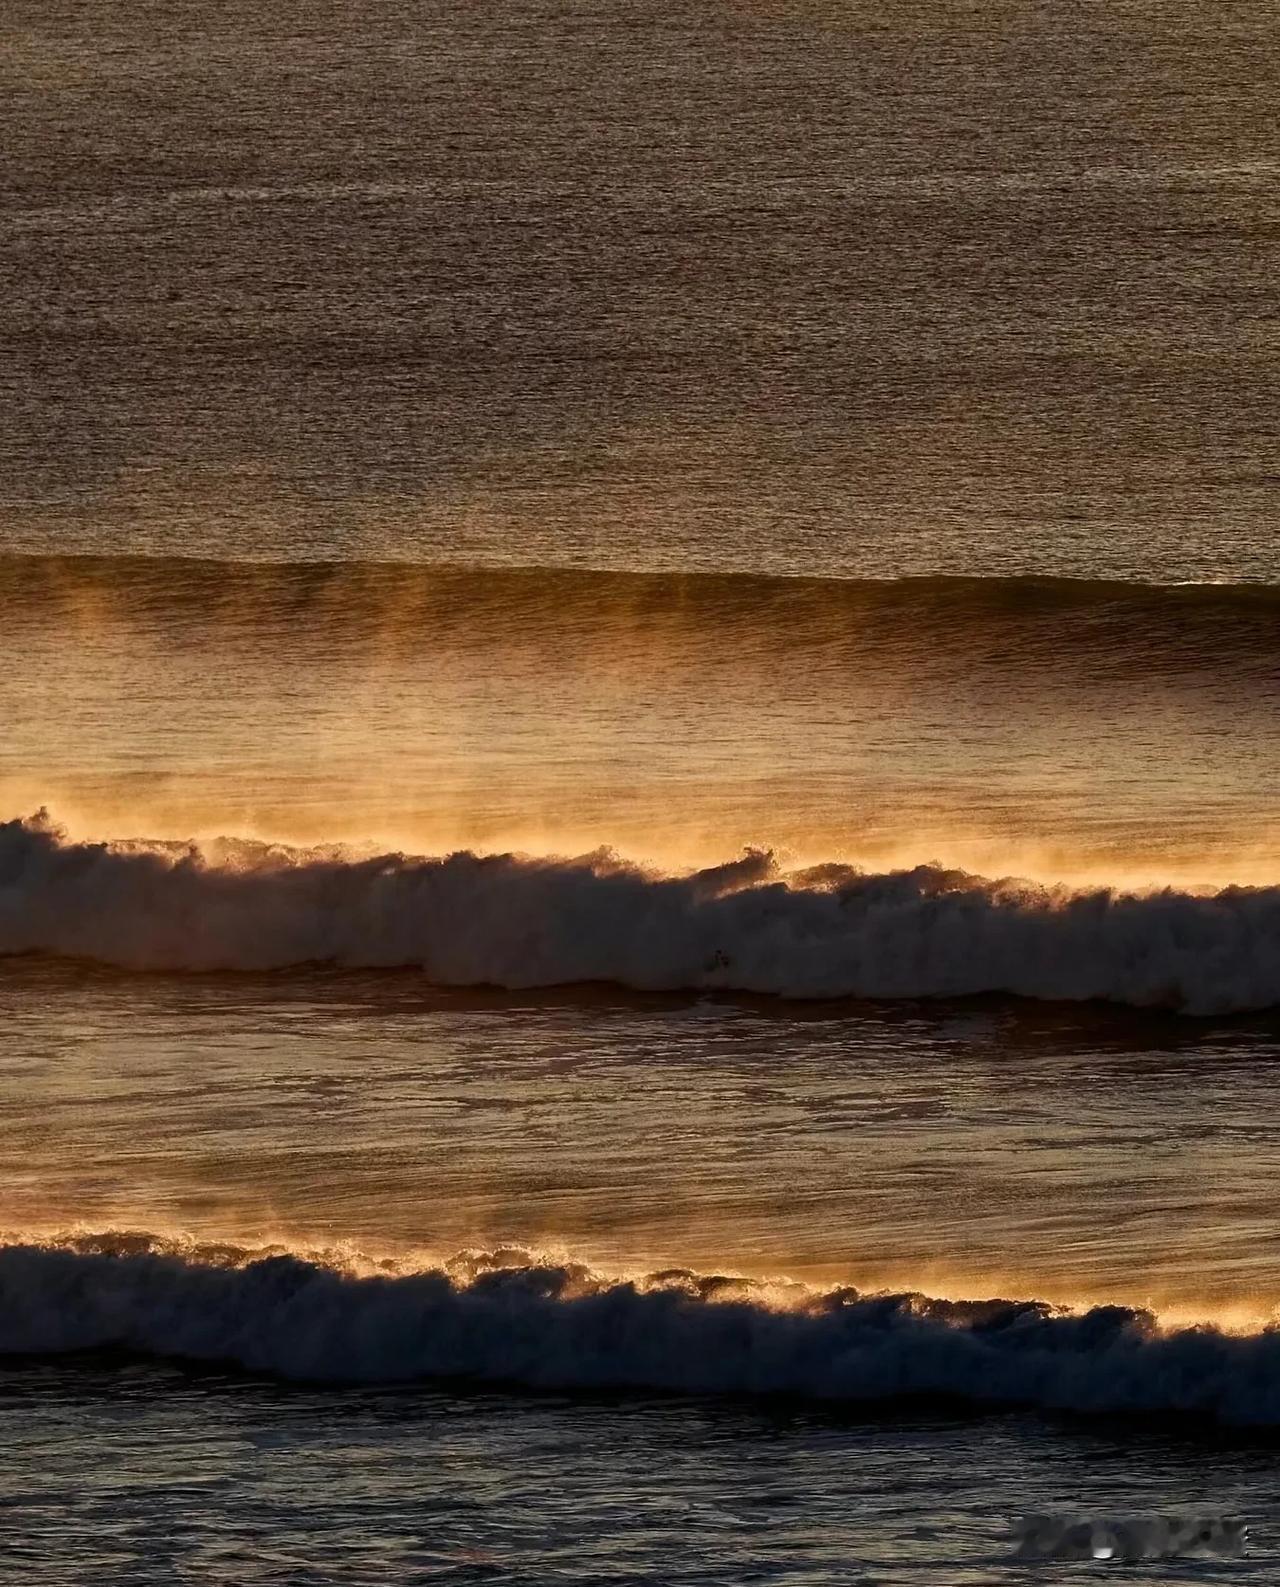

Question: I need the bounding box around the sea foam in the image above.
[2,1235,1280,1424]
[2,815,1279,1012]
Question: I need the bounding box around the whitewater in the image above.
[4,1233,1280,1427]
[4,814,1279,1014]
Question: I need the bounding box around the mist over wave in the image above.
[6,551,1280,671]
[9,551,1280,890]
[4,815,1280,1013]
[3,1233,1279,1425]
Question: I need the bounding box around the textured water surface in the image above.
[4,0,1280,1578]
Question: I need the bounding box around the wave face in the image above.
[4,816,1280,1013]
[6,552,1280,664]
[2,1235,1279,1426]
[7,551,1280,890]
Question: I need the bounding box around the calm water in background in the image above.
[3,0,1279,581]
[3,1,1280,1580]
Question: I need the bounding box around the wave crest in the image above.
[2,1234,1279,1424]
[3,815,1279,1012]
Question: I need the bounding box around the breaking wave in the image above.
[3,814,1280,1013]
[3,1234,1280,1425]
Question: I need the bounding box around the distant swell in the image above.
[5,552,1280,677]
[4,816,1280,1013]
[3,1236,1280,1426]
[5,551,1280,612]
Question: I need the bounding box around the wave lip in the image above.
[4,815,1280,1013]
[3,1236,1280,1426]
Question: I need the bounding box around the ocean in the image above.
[3,1,1280,1580]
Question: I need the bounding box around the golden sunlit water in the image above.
[4,0,1280,1579]
[5,558,1279,886]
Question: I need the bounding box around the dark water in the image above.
[8,1365,1277,1585]
[4,2,1280,1580]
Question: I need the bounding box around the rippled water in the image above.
[4,1,1279,581]
[9,1366,1275,1585]
[4,962,1279,1322]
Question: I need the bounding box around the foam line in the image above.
[2,815,1278,1012]
[1,1236,1277,1424]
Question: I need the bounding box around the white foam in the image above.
[1,1235,1279,1424]
[2,813,1278,1012]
